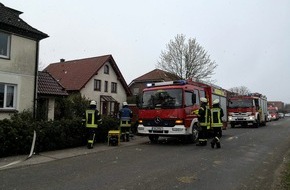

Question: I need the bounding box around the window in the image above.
[111,82,117,93]
[194,89,200,105]
[0,83,16,109]
[200,90,205,99]
[104,81,108,92]
[104,65,109,74]
[141,89,182,109]
[185,91,194,107]
[94,79,101,91]
[0,32,11,58]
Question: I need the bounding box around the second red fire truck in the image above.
[228,93,267,128]
[137,79,227,143]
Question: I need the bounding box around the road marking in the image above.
[176,174,198,183]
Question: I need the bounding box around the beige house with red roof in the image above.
[45,55,131,116]
[0,3,48,120]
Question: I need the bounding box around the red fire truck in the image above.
[137,79,227,143]
[267,105,279,121]
[228,93,267,128]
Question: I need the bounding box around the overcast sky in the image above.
[2,0,290,103]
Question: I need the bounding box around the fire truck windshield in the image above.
[141,89,182,109]
[229,99,253,108]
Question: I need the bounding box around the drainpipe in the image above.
[33,41,40,120]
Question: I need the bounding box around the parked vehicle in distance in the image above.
[279,113,284,119]
[268,105,279,121]
[284,113,290,117]
[228,93,268,128]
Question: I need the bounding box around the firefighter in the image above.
[210,99,224,149]
[196,97,210,146]
[85,100,102,149]
[119,102,133,142]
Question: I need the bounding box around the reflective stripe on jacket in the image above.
[86,110,98,128]
[211,107,223,127]
[199,106,210,127]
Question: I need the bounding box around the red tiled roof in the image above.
[38,71,68,96]
[132,69,181,83]
[44,55,131,95]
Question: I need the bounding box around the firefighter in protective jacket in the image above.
[85,100,102,149]
[210,99,224,149]
[197,97,210,146]
[119,102,133,142]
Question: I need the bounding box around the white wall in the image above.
[0,34,37,119]
[80,61,127,111]
[47,97,55,120]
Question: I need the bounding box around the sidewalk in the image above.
[0,135,148,171]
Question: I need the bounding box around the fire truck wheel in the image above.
[188,124,199,143]
[149,135,159,143]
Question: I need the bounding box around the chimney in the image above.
[60,59,65,62]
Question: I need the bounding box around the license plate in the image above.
[152,127,163,131]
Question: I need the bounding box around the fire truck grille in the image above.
[142,119,176,127]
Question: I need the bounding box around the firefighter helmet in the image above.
[213,99,219,105]
[123,102,128,106]
[90,100,97,106]
[200,97,207,103]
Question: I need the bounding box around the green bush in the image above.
[0,111,120,157]
[34,118,86,153]
[0,110,35,157]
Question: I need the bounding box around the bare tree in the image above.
[156,34,217,81]
[228,86,251,95]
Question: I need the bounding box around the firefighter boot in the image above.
[126,132,130,142]
[214,137,220,149]
[211,137,219,149]
[121,133,125,142]
[216,141,221,149]
[210,141,215,149]
[87,133,95,149]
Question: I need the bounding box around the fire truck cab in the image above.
[137,79,227,143]
[268,105,279,121]
[228,93,267,128]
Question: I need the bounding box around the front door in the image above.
[102,101,108,116]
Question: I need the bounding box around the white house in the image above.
[0,3,48,120]
[44,55,131,116]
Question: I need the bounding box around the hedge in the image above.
[0,111,120,158]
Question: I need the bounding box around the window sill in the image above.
[0,109,18,113]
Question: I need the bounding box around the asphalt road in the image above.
[1,118,290,190]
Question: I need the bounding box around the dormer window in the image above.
[104,65,109,74]
[0,32,11,59]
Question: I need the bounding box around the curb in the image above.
[0,136,148,171]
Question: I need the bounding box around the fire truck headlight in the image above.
[228,116,233,121]
[138,119,143,124]
[249,116,255,120]
[175,120,183,124]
